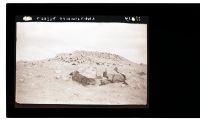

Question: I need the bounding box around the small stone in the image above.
[56,75,60,79]
[19,79,24,82]
[102,77,108,80]
[121,84,126,87]
[96,76,102,79]
[36,74,43,78]
[55,70,61,74]
[62,76,67,81]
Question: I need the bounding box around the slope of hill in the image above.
[16,50,147,105]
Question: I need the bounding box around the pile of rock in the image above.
[68,67,128,87]
[54,50,131,66]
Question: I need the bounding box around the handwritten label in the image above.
[34,16,95,22]
[125,16,141,22]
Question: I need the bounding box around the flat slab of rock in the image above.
[78,67,96,78]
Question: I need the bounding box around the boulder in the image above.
[69,71,96,86]
[78,67,96,79]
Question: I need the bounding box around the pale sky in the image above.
[16,22,147,64]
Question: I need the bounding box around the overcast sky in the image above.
[16,22,147,64]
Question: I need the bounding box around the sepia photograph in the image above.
[16,17,148,105]
[7,3,200,118]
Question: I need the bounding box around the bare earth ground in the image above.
[16,51,147,105]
